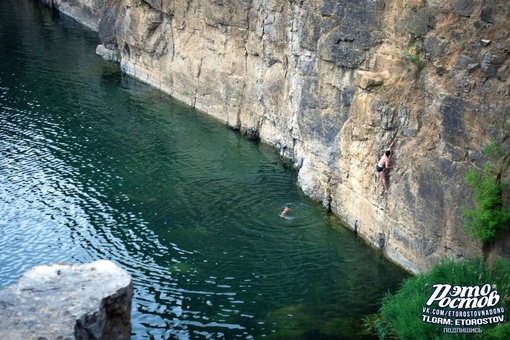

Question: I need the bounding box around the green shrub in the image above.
[367,258,510,339]
[405,44,426,78]
[480,322,510,340]
[462,142,510,244]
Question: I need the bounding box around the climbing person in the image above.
[375,138,397,194]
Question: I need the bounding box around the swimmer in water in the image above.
[280,206,291,218]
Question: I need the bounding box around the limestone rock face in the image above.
[0,260,133,340]
[42,0,510,273]
[41,0,105,31]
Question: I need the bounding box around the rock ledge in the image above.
[0,260,133,340]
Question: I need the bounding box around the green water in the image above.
[0,1,407,338]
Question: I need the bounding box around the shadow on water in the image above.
[0,1,409,339]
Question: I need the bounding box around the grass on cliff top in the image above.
[366,257,510,339]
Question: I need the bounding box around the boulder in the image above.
[0,260,133,340]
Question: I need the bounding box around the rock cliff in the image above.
[41,0,510,273]
[0,260,133,339]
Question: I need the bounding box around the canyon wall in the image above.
[42,0,510,273]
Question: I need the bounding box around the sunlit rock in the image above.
[0,260,133,340]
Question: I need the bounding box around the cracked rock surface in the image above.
[0,260,133,340]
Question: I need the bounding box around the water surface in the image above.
[0,1,407,338]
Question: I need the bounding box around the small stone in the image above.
[481,39,491,47]
[355,70,389,90]
[96,44,120,62]
[467,63,479,72]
